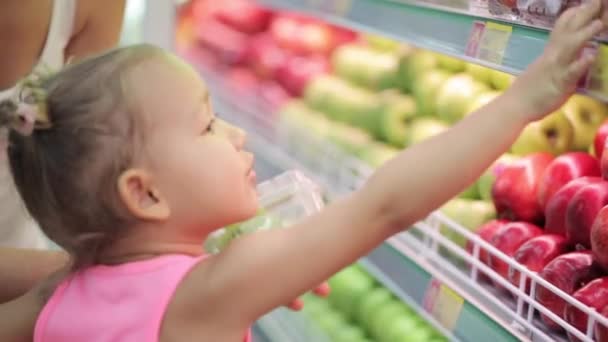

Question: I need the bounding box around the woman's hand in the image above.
[507,0,606,122]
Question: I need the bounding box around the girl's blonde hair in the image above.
[0,44,166,268]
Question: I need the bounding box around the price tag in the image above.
[478,22,512,64]
[423,279,465,331]
[466,21,513,65]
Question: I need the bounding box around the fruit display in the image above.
[302,263,447,342]
[176,0,608,340]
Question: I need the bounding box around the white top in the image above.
[0,0,76,249]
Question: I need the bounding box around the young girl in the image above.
[0,0,604,340]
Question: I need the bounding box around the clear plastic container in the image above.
[204,170,325,253]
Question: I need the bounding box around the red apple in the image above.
[243,33,289,80]
[492,152,554,223]
[594,119,608,160]
[591,205,608,272]
[258,81,292,113]
[545,177,603,237]
[466,219,509,265]
[566,181,608,248]
[293,22,335,55]
[195,17,249,66]
[226,67,260,94]
[489,222,543,284]
[564,277,608,342]
[595,305,608,342]
[270,14,303,51]
[276,54,330,97]
[536,251,603,331]
[508,234,570,292]
[537,152,600,210]
[213,0,274,34]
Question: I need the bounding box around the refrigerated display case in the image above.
[145,0,608,341]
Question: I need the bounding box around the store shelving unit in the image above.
[194,63,608,342]
[256,0,608,101]
[257,0,547,75]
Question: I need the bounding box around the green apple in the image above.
[439,198,496,248]
[459,182,480,199]
[406,118,449,146]
[412,69,451,116]
[478,154,520,201]
[328,266,375,318]
[356,287,394,326]
[304,74,341,111]
[437,54,466,72]
[302,295,333,318]
[330,325,367,342]
[465,62,493,85]
[391,325,435,342]
[384,315,425,342]
[303,75,381,125]
[436,73,489,123]
[327,122,372,156]
[364,33,403,52]
[490,69,515,90]
[511,110,574,156]
[358,142,399,168]
[315,311,349,334]
[332,44,400,90]
[465,90,501,115]
[399,50,440,92]
[374,91,417,147]
[562,94,608,150]
[369,300,412,339]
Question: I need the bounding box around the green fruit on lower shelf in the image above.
[511,109,574,156]
[369,300,412,339]
[391,325,435,342]
[328,266,375,319]
[436,73,489,123]
[440,198,496,248]
[406,118,449,146]
[384,315,425,342]
[356,287,394,328]
[330,325,367,342]
[316,311,349,333]
[412,69,451,117]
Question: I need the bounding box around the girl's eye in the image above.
[204,118,216,133]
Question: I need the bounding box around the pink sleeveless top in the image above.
[34,254,252,342]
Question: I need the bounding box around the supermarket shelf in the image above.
[256,0,547,75]
[192,59,608,341]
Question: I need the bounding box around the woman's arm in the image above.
[65,0,127,61]
[0,248,68,303]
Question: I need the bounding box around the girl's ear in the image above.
[117,169,170,221]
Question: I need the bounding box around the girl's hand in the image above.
[286,282,330,311]
[508,0,605,122]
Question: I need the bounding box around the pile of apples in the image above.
[467,121,608,340]
[302,263,446,342]
[176,0,358,111]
